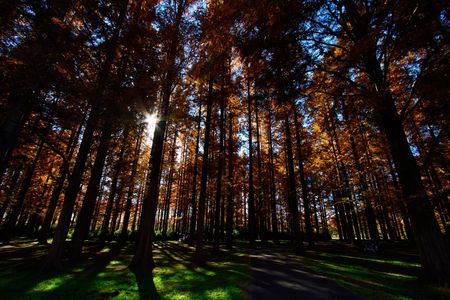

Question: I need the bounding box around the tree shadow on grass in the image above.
[297,242,450,300]
[132,271,160,300]
[2,239,249,299]
[21,241,127,299]
[304,250,420,276]
[153,241,249,299]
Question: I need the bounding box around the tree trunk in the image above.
[71,126,112,259]
[100,133,127,239]
[189,102,202,242]
[120,125,144,240]
[225,113,234,248]
[0,165,22,227]
[247,78,256,247]
[40,110,97,272]
[130,0,184,272]
[2,139,43,243]
[162,129,178,237]
[267,110,279,244]
[38,122,82,244]
[284,116,304,254]
[0,94,31,186]
[254,100,266,243]
[194,76,213,262]
[377,95,450,285]
[213,96,225,251]
[293,107,313,246]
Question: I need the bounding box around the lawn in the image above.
[0,239,249,300]
[1,238,449,299]
[295,241,450,300]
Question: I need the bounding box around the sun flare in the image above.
[144,113,158,144]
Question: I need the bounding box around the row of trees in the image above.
[0,0,448,285]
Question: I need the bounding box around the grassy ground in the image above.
[0,239,249,300]
[295,240,450,300]
[1,238,449,299]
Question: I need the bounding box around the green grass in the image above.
[295,241,450,300]
[0,239,249,300]
[2,238,449,300]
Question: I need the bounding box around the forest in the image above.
[0,0,449,299]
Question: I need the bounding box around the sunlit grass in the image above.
[2,238,449,299]
[296,241,450,300]
[0,240,249,300]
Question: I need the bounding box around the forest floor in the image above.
[0,238,249,299]
[0,238,449,299]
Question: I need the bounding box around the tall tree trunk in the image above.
[130,0,184,272]
[0,94,31,186]
[378,95,450,285]
[31,164,55,235]
[162,129,178,238]
[38,122,82,244]
[254,100,265,243]
[70,126,112,259]
[194,76,213,261]
[189,102,202,243]
[2,139,43,243]
[327,106,359,242]
[293,107,313,246]
[40,0,128,272]
[100,131,128,239]
[351,125,379,242]
[226,113,234,248]
[120,125,144,240]
[0,165,22,227]
[213,96,225,251]
[41,110,97,272]
[284,116,304,254]
[384,150,414,242]
[247,78,256,247]
[267,110,279,244]
[110,181,125,235]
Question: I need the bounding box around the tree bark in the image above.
[213,95,225,251]
[226,113,234,248]
[267,110,279,244]
[247,78,256,247]
[41,110,97,272]
[38,122,82,244]
[189,102,202,242]
[2,139,43,243]
[70,126,112,259]
[293,107,313,246]
[378,95,450,285]
[120,125,144,240]
[100,131,127,239]
[284,116,304,254]
[194,76,213,262]
[130,0,185,272]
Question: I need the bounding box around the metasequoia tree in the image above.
[0,0,448,287]
[309,0,450,284]
[130,0,190,271]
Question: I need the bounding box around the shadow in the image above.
[247,250,361,300]
[21,241,125,299]
[2,239,249,300]
[151,241,249,299]
[154,242,199,270]
[304,249,420,276]
[132,271,160,300]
